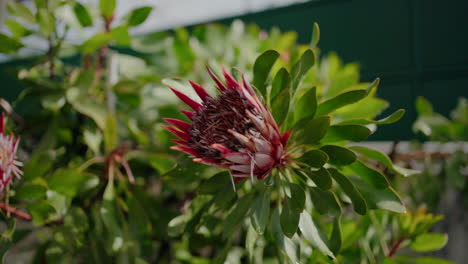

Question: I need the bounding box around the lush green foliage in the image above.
[0,1,456,263]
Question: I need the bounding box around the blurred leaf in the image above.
[34,0,47,9]
[338,109,406,125]
[291,49,315,90]
[128,6,153,27]
[250,188,271,234]
[4,20,31,39]
[64,207,89,233]
[73,2,93,27]
[37,9,55,37]
[7,2,35,23]
[23,152,54,181]
[345,159,389,189]
[299,149,328,168]
[309,187,341,216]
[280,199,300,237]
[310,22,320,49]
[350,146,420,177]
[294,87,317,124]
[253,50,279,98]
[66,87,108,130]
[299,211,335,259]
[111,26,131,46]
[81,33,112,54]
[198,172,231,195]
[415,96,433,116]
[409,233,448,252]
[321,145,356,166]
[330,218,342,255]
[349,176,405,213]
[316,89,367,116]
[304,167,332,190]
[168,215,186,237]
[328,168,367,215]
[271,89,290,125]
[27,201,56,226]
[270,68,290,103]
[271,208,298,263]
[223,193,254,238]
[0,33,24,54]
[15,184,47,199]
[298,115,330,144]
[288,183,305,213]
[100,0,116,18]
[322,124,372,143]
[49,169,88,198]
[104,114,118,152]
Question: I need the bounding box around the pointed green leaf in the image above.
[250,189,271,234]
[291,49,315,90]
[37,9,55,37]
[7,2,35,24]
[409,233,448,252]
[330,218,342,255]
[280,200,300,237]
[328,168,367,215]
[15,184,47,199]
[253,50,279,97]
[4,20,31,39]
[299,211,335,259]
[49,169,88,198]
[415,96,433,116]
[294,87,317,124]
[310,22,320,49]
[73,2,93,27]
[100,0,116,18]
[110,25,131,46]
[271,89,290,125]
[288,183,305,213]
[0,33,24,54]
[299,149,329,168]
[270,67,290,102]
[298,116,330,144]
[223,193,254,238]
[316,89,368,116]
[128,6,153,27]
[322,124,372,143]
[338,109,406,125]
[321,145,356,166]
[304,167,332,190]
[81,33,112,54]
[349,176,406,213]
[345,159,389,189]
[271,208,298,263]
[309,187,341,216]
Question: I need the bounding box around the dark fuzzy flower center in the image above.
[189,89,261,159]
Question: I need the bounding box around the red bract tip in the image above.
[206,66,226,91]
[222,66,240,89]
[170,87,202,111]
[189,80,211,102]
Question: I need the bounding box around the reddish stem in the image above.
[387,238,405,258]
[0,202,32,221]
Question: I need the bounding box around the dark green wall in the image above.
[217,0,468,140]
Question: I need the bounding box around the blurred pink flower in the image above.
[164,67,291,183]
[0,113,22,192]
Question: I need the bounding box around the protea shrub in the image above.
[166,30,415,261]
[0,113,22,192]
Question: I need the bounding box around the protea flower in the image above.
[0,113,22,192]
[164,67,291,184]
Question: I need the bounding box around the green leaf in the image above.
[298,115,330,144]
[37,9,55,37]
[310,22,320,49]
[250,189,271,234]
[349,176,406,213]
[415,96,433,116]
[345,159,389,189]
[223,193,254,238]
[198,172,231,194]
[309,187,341,216]
[128,6,153,26]
[288,183,305,212]
[100,0,116,18]
[253,50,279,98]
[329,218,342,255]
[271,89,290,125]
[104,114,118,152]
[299,211,335,259]
[291,49,315,90]
[299,149,329,168]
[271,208,298,263]
[167,215,186,237]
[304,167,332,190]
[81,33,112,54]
[0,33,24,54]
[34,0,47,9]
[48,169,88,198]
[338,109,406,125]
[4,20,31,39]
[73,2,93,27]
[7,2,35,23]
[294,87,317,124]
[27,201,56,226]
[23,152,54,180]
[280,199,300,237]
[320,145,356,166]
[111,25,131,46]
[322,124,372,143]
[350,146,420,177]
[15,184,47,199]
[66,87,107,130]
[409,233,448,252]
[328,168,367,215]
[316,89,368,116]
[270,68,290,103]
